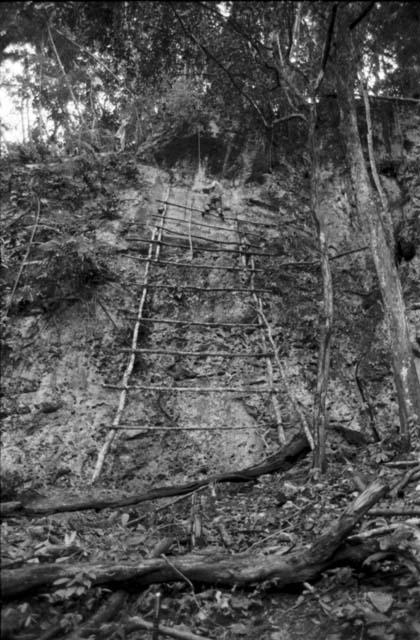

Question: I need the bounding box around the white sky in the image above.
[0,59,32,144]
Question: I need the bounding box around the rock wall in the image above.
[1,99,419,492]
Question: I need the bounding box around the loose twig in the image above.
[161,554,200,609]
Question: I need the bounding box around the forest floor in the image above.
[2,446,420,640]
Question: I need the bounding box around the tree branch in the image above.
[170,5,269,128]
[349,1,376,30]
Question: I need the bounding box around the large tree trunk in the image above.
[334,9,420,448]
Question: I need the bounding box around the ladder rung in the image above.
[149,213,261,238]
[115,425,263,431]
[156,199,278,226]
[122,348,274,358]
[162,227,261,249]
[138,284,271,293]
[103,384,276,393]
[121,316,260,328]
[123,255,265,272]
[126,236,279,257]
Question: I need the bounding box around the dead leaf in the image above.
[229,622,249,635]
[121,513,130,527]
[367,591,393,613]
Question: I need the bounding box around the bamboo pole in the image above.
[162,227,262,249]
[187,197,194,260]
[114,425,262,431]
[121,316,260,328]
[103,384,276,393]
[250,264,286,446]
[150,213,261,238]
[91,189,170,483]
[126,236,278,257]
[123,255,265,273]
[122,348,274,358]
[155,200,278,227]
[237,220,286,446]
[136,284,272,293]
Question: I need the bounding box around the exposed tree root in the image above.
[3,433,311,517]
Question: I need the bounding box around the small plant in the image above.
[35,236,113,302]
[0,468,25,501]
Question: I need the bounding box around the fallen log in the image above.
[1,480,388,598]
[4,433,310,517]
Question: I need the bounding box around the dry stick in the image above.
[152,211,232,231]
[127,486,208,528]
[162,226,261,249]
[137,284,272,293]
[20,222,63,233]
[5,196,41,317]
[359,77,394,251]
[122,348,273,358]
[330,245,369,261]
[368,509,420,518]
[124,255,265,273]
[162,554,200,609]
[236,218,285,445]
[124,316,260,328]
[359,77,388,213]
[152,590,162,640]
[256,305,315,450]
[349,518,420,541]
[103,384,275,393]
[250,254,286,446]
[125,616,211,640]
[113,425,264,431]
[187,196,194,260]
[96,296,120,330]
[126,235,278,257]
[155,199,278,227]
[150,212,261,238]
[91,189,170,483]
[385,461,420,468]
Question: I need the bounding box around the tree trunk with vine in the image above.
[335,8,420,449]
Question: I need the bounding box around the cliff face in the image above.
[1,101,419,493]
